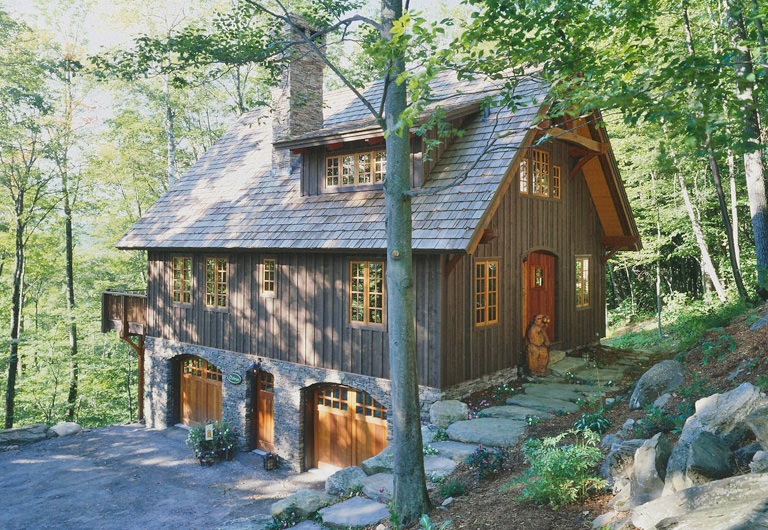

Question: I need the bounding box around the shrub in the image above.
[676,373,715,402]
[418,514,451,530]
[633,406,675,438]
[423,444,439,456]
[432,428,450,442]
[700,328,736,366]
[525,414,541,426]
[756,375,768,391]
[466,445,509,479]
[573,412,611,434]
[439,477,466,498]
[264,505,302,530]
[511,429,606,509]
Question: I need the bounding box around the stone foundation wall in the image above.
[143,337,441,471]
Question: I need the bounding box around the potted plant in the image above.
[185,420,238,465]
[212,420,238,461]
[185,424,218,466]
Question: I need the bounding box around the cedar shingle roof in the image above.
[116,72,546,252]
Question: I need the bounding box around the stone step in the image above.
[482,404,542,420]
[523,384,585,402]
[522,382,593,393]
[319,496,390,529]
[360,472,393,502]
[424,455,457,479]
[446,417,526,447]
[428,441,478,463]
[505,394,580,414]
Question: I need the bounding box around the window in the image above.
[576,256,590,308]
[172,256,192,304]
[356,391,387,420]
[475,259,499,326]
[262,258,276,297]
[519,149,561,199]
[327,150,386,188]
[350,261,385,326]
[205,257,228,309]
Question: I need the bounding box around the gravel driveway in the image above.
[0,424,325,530]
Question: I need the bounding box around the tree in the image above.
[0,9,57,427]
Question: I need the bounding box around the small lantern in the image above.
[263,452,278,471]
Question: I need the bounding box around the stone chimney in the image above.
[272,16,324,172]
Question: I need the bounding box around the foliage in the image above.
[423,444,439,455]
[466,399,490,419]
[466,444,509,480]
[512,429,606,509]
[632,406,676,438]
[264,505,303,530]
[700,328,736,366]
[756,375,768,392]
[525,414,541,426]
[573,412,612,434]
[490,382,517,402]
[432,427,449,442]
[185,420,238,456]
[676,374,715,402]
[418,513,452,530]
[438,477,466,498]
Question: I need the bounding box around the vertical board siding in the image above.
[147,251,441,387]
[441,139,606,388]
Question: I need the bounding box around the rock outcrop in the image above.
[629,360,685,410]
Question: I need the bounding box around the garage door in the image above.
[180,356,222,425]
[312,385,387,469]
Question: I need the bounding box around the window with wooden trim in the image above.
[326,150,386,188]
[475,259,499,326]
[356,391,387,420]
[350,261,385,326]
[172,256,192,304]
[262,258,276,297]
[518,150,561,199]
[205,257,228,309]
[576,256,590,308]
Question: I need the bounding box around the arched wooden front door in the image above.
[523,251,556,339]
[180,355,222,425]
[251,371,274,452]
[309,385,387,469]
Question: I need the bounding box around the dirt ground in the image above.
[0,424,325,530]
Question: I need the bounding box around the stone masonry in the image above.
[143,337,440,471]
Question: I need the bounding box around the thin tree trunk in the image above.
[652,172,662,337]
[706,133,748,299]
[724,0,768,299]
[381,0,430,523]
[679,174,728,301]
[164,70,176,187]
[4,215,24,429]
[728,150,741,268]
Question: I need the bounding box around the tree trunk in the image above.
[724,0,768,299]
[4,215,24,429]
[381,0,430,523]
[165,70,176,187]
[706,133,748,299]
[728,149,741,268]
[652,172,662,337]
[679,174,727,301]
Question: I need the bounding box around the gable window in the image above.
[262,258,276,297]
[475,259,499,326]
[172,256,192,304]
[350,261,384,326]
[576,256,590,308]
[327,150,386,188]
[519,149,561,199]
[205,257,228,309]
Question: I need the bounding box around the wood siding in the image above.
[441,139,606,388]
[146,252,442,388]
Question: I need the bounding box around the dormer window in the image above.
[519,149,561,199]
[326,150,386,188]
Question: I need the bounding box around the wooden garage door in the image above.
[180,356,222,425]
[313,385,387,469]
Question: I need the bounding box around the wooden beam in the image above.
[444,254,463,277]
[548,126,606,154]
[121,335,145,421]
[602,235,640,247]
[570,154,597,180]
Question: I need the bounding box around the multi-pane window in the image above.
[519,149,561,199]
[182,357,222,381]
[475,259,499,326]
[172,256,192,304]
[262,258,276,296]
[350,261,385,326]
[326,150,386,188]
[576,256,590,308]
[205,257,228,309]
[356,391,387,420]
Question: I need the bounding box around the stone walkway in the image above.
[261,351,651,529]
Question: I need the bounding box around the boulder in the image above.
[505,394,580,413]
[359,473,394,502]
[629,433,672,508]
[734,442,762,469]
[361,446,394,475]
[446,418,526,447]
[750,450,768,473]
[429,400,468,428]
[319,496,389,529]
[652,393,671,409]
[325,466,367,496]
[682,382,768,447]
[270,489,335,519]
[601,439,645,493]
[49,422,81,438]
[0,424,49,446]
[749,313,768,331]
[745,405,768,447]
[629,360,685,410]
[663,431,734,494]
[421,425,437,444]
[632,473,768,530]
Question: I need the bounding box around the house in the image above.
[102,29,640,471]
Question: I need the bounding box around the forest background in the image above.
[1,0,766,429]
